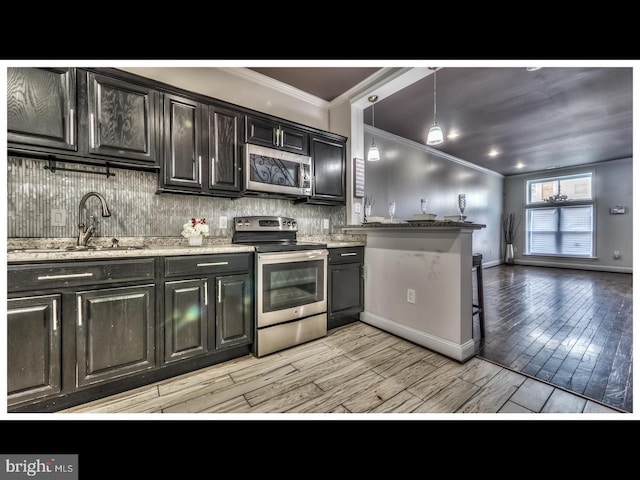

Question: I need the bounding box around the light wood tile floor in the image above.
[58,321,625,416]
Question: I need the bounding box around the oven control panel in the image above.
[234,216,298,232]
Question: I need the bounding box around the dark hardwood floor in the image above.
[476,264,633,413]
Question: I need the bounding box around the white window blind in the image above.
[526,205,593,256]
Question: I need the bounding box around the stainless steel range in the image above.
[233,216,328,357]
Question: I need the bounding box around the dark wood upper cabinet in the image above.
[161,93,204,190]
[7,67,160,168]
[206,103,244,195]
[296,132,347,205]
[311,133,346,203]
[86,72,159,164]
[246,115,309,155]
[7,67,77,151]
[7,67,349,203]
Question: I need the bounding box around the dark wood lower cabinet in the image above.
[214,274,252,350]
[163,256,253,364]
[7,295,62,405]
[7,254,254,412]
[164,279,208,363]
[328,247,365,330]
[76,284,156,387]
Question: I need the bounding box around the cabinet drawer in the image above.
[164,253,253,277]
[8,259,156,293]
[328,247,364,264]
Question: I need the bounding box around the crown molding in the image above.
[221,67,331,108]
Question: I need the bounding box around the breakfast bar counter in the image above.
[340,221,486,362]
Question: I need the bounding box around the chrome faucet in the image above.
[77,192,111,246]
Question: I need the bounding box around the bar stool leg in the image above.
[476,260,485,337]
[472,254,485,339]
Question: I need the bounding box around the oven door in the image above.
[256,249,328,328]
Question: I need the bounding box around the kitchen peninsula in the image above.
[341,221,486,362]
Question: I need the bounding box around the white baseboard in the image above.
[509,259,632,274]
[359,311,477,363]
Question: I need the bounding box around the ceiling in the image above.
[249,66,633,176]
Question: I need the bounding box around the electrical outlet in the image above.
[354,203,361,214]
[219,216,228,229]
[614,250,621,259]
[51,209,66,227]
[323,218,329,230]
[407,288,416,304]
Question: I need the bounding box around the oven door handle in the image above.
[257,249,328,264]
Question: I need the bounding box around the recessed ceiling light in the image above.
[488,149,499,157]
[526,67,542,72]
[516,162,525,169]
[546,165,558,169]
[447,131,460,139]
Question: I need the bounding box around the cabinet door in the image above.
[76,284,156,387]
[309,134,346,204]
[214,274,253,350]
[164,279,208,363]
[328,263,364,327]
[86,72,158,163]
[246,116,308,155]
[7,67,77,151]
[7,295,61,406]
[207,104,244,194]
[161,93,204,190]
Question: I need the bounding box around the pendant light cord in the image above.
[372,101,375,128]
[433,69,437,122]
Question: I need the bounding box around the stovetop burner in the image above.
[232,216,327,252]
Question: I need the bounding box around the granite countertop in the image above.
[339,220,486,231]
[7,235,367,263]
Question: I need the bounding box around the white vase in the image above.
[188,236,203,247]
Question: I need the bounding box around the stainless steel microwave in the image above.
[245,144,312,197]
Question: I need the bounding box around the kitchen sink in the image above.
[8,246,148,253]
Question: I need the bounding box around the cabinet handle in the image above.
[38,272,93,280]
[77,295,82,326]
[69,108,75,146]
[218,280,222,304]
[211,156,215,185]
[52,298,58,331]
[204,280,208,306]
[275,128,281,147]
[90,113,95,148]
[196,262,228,267]
[340,252,358,256]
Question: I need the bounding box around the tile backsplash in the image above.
[7,157,346,239]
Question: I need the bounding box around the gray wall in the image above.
[7,156,345,239]
[363,128,504,266]
[503,157,632,273]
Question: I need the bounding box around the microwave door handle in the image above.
[299,163,303,190]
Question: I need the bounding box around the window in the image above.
[525,173,594,257]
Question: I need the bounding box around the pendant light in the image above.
[367,95,380,161]
[426,67,444,146]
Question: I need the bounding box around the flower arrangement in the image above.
[181,218,210,238]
